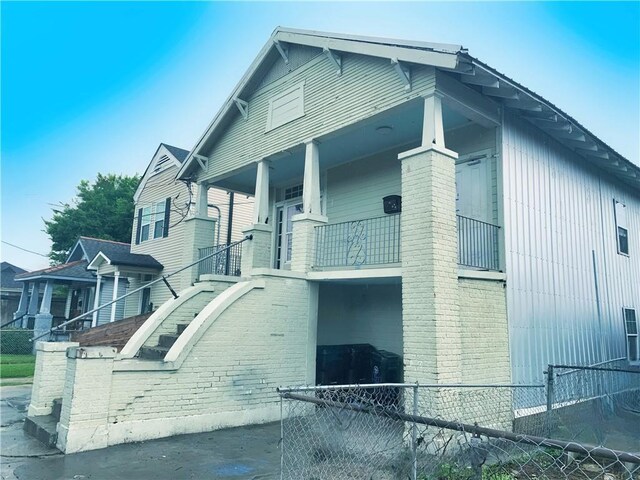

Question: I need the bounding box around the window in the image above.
[135,198,170,244]
[140,207,151,242]
[284,184,303,200]
[153,201,166,239]
[614,200,628,255]
[265,82,305,131]
[624,308,638,363]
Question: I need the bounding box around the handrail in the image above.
[0,312,28,330]
[30,235,253,343]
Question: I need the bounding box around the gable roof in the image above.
[14,260,95,283]
[66,236,131,264]
[1,262,28,290]
[177,27,639,191]
[87,251,163,271]
[133,143,190,203]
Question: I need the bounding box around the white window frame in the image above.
[140,206,152,242]
[153,200,166,239]
[265,81,305,132]
[614,200,629,256]
[624,308,639,364]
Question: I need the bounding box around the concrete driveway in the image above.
[1,385,281,480]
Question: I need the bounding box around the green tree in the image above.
[44,173,140,264]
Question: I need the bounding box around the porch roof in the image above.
[14,260,95,284]
[177,27,639,191]
[87,251,163,271]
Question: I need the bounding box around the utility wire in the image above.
[1,240,49,258]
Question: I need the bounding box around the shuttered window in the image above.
[265,82,305,132]
[137,198,171,243]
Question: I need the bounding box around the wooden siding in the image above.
[96,277,127,326]
[502,110,640,385]
[325,148,401,224]
[257,44,321,90]
[200,53,436,181]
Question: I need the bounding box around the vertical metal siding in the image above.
[502,111,640,385]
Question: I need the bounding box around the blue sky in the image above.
[1,1,639,270]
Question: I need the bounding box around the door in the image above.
[275,202,303,269]
[456,151,494,268]
[139,287,151,314]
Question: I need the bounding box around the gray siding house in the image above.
[26,28,639,453]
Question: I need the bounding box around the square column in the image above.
[110,272,120,323]
[400,144,461,384]
[92,275,102,327]
[34,281,54,347]
[26,281,41,327]
[242,159,273,275]
[14,282,29,324]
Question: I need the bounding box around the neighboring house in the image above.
[90,143,253,319]
[1,262,27,325]
[27,28,639,454]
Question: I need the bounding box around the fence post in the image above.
[280,395,284,480]
[545,364,554,436]
[412,383,418,480]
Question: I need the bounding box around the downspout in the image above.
[209,204,222,247]
[225,192,235,275]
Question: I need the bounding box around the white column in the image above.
[252,159,270,224]
[14,282,30,319]
[109,272,120,323]
[422,93,445,148]
[27,282,41,316]
[64,287,73,319]
[92,275,102,327]
[303,140,322,215]
[39,281,54,314]
[196,182,209,218]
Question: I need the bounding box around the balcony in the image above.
[313,214,500,271]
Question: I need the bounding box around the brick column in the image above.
[181,216,217,286]
[28,342,79,416]
[56,346,117,453]
[291,214,327,272]
[399,144,462,385]
[240,224,273,275]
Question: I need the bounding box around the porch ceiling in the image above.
[213,101,471,194]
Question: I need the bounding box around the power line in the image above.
[1,240,49,258]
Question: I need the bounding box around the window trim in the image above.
[624,308,639,364]
[140,206,152,243]
[614,200,629,256]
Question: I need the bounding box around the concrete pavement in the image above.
[1,385,281,479]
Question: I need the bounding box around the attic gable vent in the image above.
[266,81,305,132]
[153,155,172,173]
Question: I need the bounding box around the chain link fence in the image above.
[0,327,36,354]
[279,380,640,480]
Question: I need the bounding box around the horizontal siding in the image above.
[96,277,127,326]
[325,148,401,224]
[502,111,640,385]
[201,53,436,180]
[206,188,254,243]
[317,283,403,355]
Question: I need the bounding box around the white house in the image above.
[26,28,639,453]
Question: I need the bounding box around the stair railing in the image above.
[29,235,253,343]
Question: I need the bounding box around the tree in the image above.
[45,173,140,264]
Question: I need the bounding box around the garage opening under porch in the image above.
[314,277,403,389]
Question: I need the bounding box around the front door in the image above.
[275,202,303,269]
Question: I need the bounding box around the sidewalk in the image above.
[1,385,281,480]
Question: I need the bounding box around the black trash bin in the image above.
[316,345,349,385]
[346,343,375,384]
[369,349,403,406]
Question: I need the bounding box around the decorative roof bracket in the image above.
[233,97,249,120]
[391,58,411,91]
[323,47,342,76]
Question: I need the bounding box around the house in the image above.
[86,143,253,322]
[26,28,639,453]
[1,262,27,325]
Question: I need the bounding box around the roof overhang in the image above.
[177,26,639,192]
[134,144,184,203]
[15,274,95,284]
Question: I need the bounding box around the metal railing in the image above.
[197,242,243,277]
[29,235,253,343]
[314,214,401,268]
[279,382,639,480]
[457,214,500,271]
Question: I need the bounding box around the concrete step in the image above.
[23,415,59,448]
[158,334,179,349]
[52,398,62,422]
[177,323,189,335]
[139,345,170,360]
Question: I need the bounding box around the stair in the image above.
[23,398,62,448]
[139,324,189,360]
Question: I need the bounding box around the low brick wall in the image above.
[70,313,152,351]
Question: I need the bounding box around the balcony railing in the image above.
[197,243,243,277]
[314,214,401,269]
[313,214,500,271]
[457,215,500,271]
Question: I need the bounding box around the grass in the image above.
[0,354,35,379]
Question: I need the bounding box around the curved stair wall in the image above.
[54,274,317,452]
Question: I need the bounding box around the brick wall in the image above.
[28,342,78,417]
